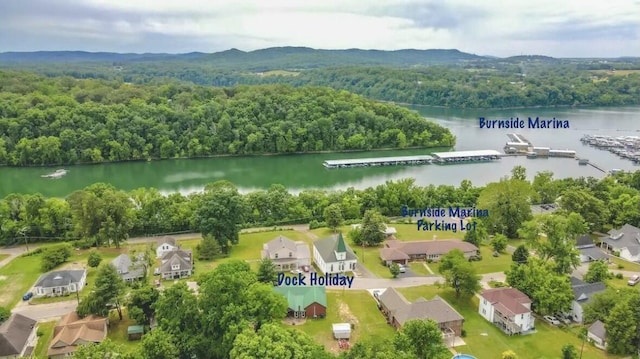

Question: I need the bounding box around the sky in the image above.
[0,0,639,57]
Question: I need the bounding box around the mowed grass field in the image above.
[590,69,640,76]
[312,224,514,278]
[284,290,395,353]
[398,286,620,359]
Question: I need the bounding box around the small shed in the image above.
[332,323,351,339]
[127,325,144,340]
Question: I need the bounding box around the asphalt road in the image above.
[12,300,79,321]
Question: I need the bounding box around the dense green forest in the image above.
[0,71,454,166]
[1,168,638,247]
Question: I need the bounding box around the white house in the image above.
[33,269,87,298]
[587,320,607,350]
[261,236,311,271]
[600,224,640,262]
[478,288,535,335]
[313,233,357,274]
[0,313,37,358]
[155,237,177,258]
[567,277,606,323]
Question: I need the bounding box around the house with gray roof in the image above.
[0,313,37,358]
[33,269,87,298]
[159,249,193,280]
[377,287,464,347]
[587,320,607,350]
[261,236,311,271]
[576,235,609,263]
[600,224,640,262]
[312,233,357,274]
[155,237,178,258]
[567,277,606,323]
[111,254,145,282]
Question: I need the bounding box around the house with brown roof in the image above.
[478,288,535,335]
[159,249,193,280]
[261,236,311,271]
[47,312,108,359]
[0,313,37,359]
[380,240,479,266]
[377,288,464,347]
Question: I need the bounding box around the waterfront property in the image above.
[33,269,87,298]
[0,313,37,358]
[431,150,501,163]
[567,277,606,323]
[274,286,327,319]
[599,224,640,262]
[377,287,464,346]
[313,233,357,274]
[478,288,535,335]
[261,236,311,271]
[323,155,433,169]
[379,239,479,266]
[47,312,108,359]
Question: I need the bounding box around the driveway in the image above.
[0,245,39,268]
[12,300,78,320]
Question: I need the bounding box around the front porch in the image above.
[161,270,192,280]
[492,309,523,335]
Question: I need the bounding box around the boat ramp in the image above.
[322,150,502,169]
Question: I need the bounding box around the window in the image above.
[275,253,278,259]
[171,264,179,270]
[482,309,486,315]
[331,265,334,272]
[289,252,292,257]
[521,314,524,319]
[483,299,487,304]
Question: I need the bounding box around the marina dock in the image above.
[323,150,501,169]
[581,134,640,164]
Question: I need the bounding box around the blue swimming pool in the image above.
[452,355,477,359]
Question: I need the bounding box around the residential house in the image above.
[600,224,640,262]
[0,313,37,359]
[111,254,145,282]
[313,233,357,274]
[587,320,607,350]
[261,236,311,271]
[47,312,108,359]
[567,277,606,323]
[377,288,463,347]
[273,286,327,319]
[380,240,479,266]
[576,235,608,262]
[155,237,177,258]
[159,249,194,280]
[33,269,87,298]
[478,288,535,335]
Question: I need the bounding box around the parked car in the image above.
[153,268,160,276]
[556,315,572,325]
[373,290,381,299]
[398,264,406,273]
[22,292,33,301]
[543,315,561,325]
[628,275,640,286]
[302,265,310,273]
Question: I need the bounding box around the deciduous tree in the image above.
[583,260,611,283]
[393,319,450,359]
[323,203,344,231]
[230,323,331,359]
[390,263,401,278]
[139,328,179,359]
[511,245,529,264]
[77,264,126,319]
[256,258,278,284]
[87,251,102,268]
[477,178,532,238]
[360,209,386,246]
[561,344,578,359]
[127,284,160,326]
[490,234,507,253]
[463,219,487,247]
[438,249,481,298]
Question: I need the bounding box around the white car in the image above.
[398,264,406,273]
[628,275,640,286]
[543,316,561,325]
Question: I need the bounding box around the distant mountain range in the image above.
[0,47,636,71]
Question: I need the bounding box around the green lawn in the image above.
[107,309,141,353]
[608,256,640,272]
[34,320,57,358]
[0,254,42,308]
[285,290,395,353]
[408,262,432,276]
[397,286,619,359]
[426,245,513,275]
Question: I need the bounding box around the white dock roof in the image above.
[432,150,501,159]
[324,155,433,166]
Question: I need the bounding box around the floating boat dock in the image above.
[322,150,501,169]
[581,134,640,163]
[323,155,433,169]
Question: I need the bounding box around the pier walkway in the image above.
[323,150,502,169]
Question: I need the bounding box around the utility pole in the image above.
[19,226,30,252]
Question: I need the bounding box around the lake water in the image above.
[1,106,638,197]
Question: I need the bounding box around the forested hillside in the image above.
[0,71,455,166]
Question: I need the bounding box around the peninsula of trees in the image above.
[0,71,455,166]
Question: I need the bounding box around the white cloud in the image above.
[0,0,638,56]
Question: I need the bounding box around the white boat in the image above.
[41,169,68,179]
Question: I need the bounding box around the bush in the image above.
[617,264,624,269]
[73,239,93,250]
[615,273,623,279]
[36,328,44,337]
[309,220,324,229]
[461,329,467,337]
[40,244,73,272]
[20,247,44,258]
[87,251,102,268]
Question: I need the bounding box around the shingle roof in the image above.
[0,314,36,356]
[273,286,327,310]
[265,236,297,252]
[159,251,193,272]
[161,248,192,262]
[600,224,640,256]
[111,254,145,280]
[570,277,606,303]
[384,239,478,257]
[480,288,532,316]
[155,236,176,249]
[394,296,464,326]
[379,248,410,261]
[575,235,594,248]
[579,246,608,261]
[588,320,606,340]
[378,288,410,316]
[48,312,107,357]
[313,234,357,263]
[35,270,86,288]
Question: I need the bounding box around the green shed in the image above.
[127,325,144,340]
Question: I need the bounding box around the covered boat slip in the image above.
[323,150,501,168]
